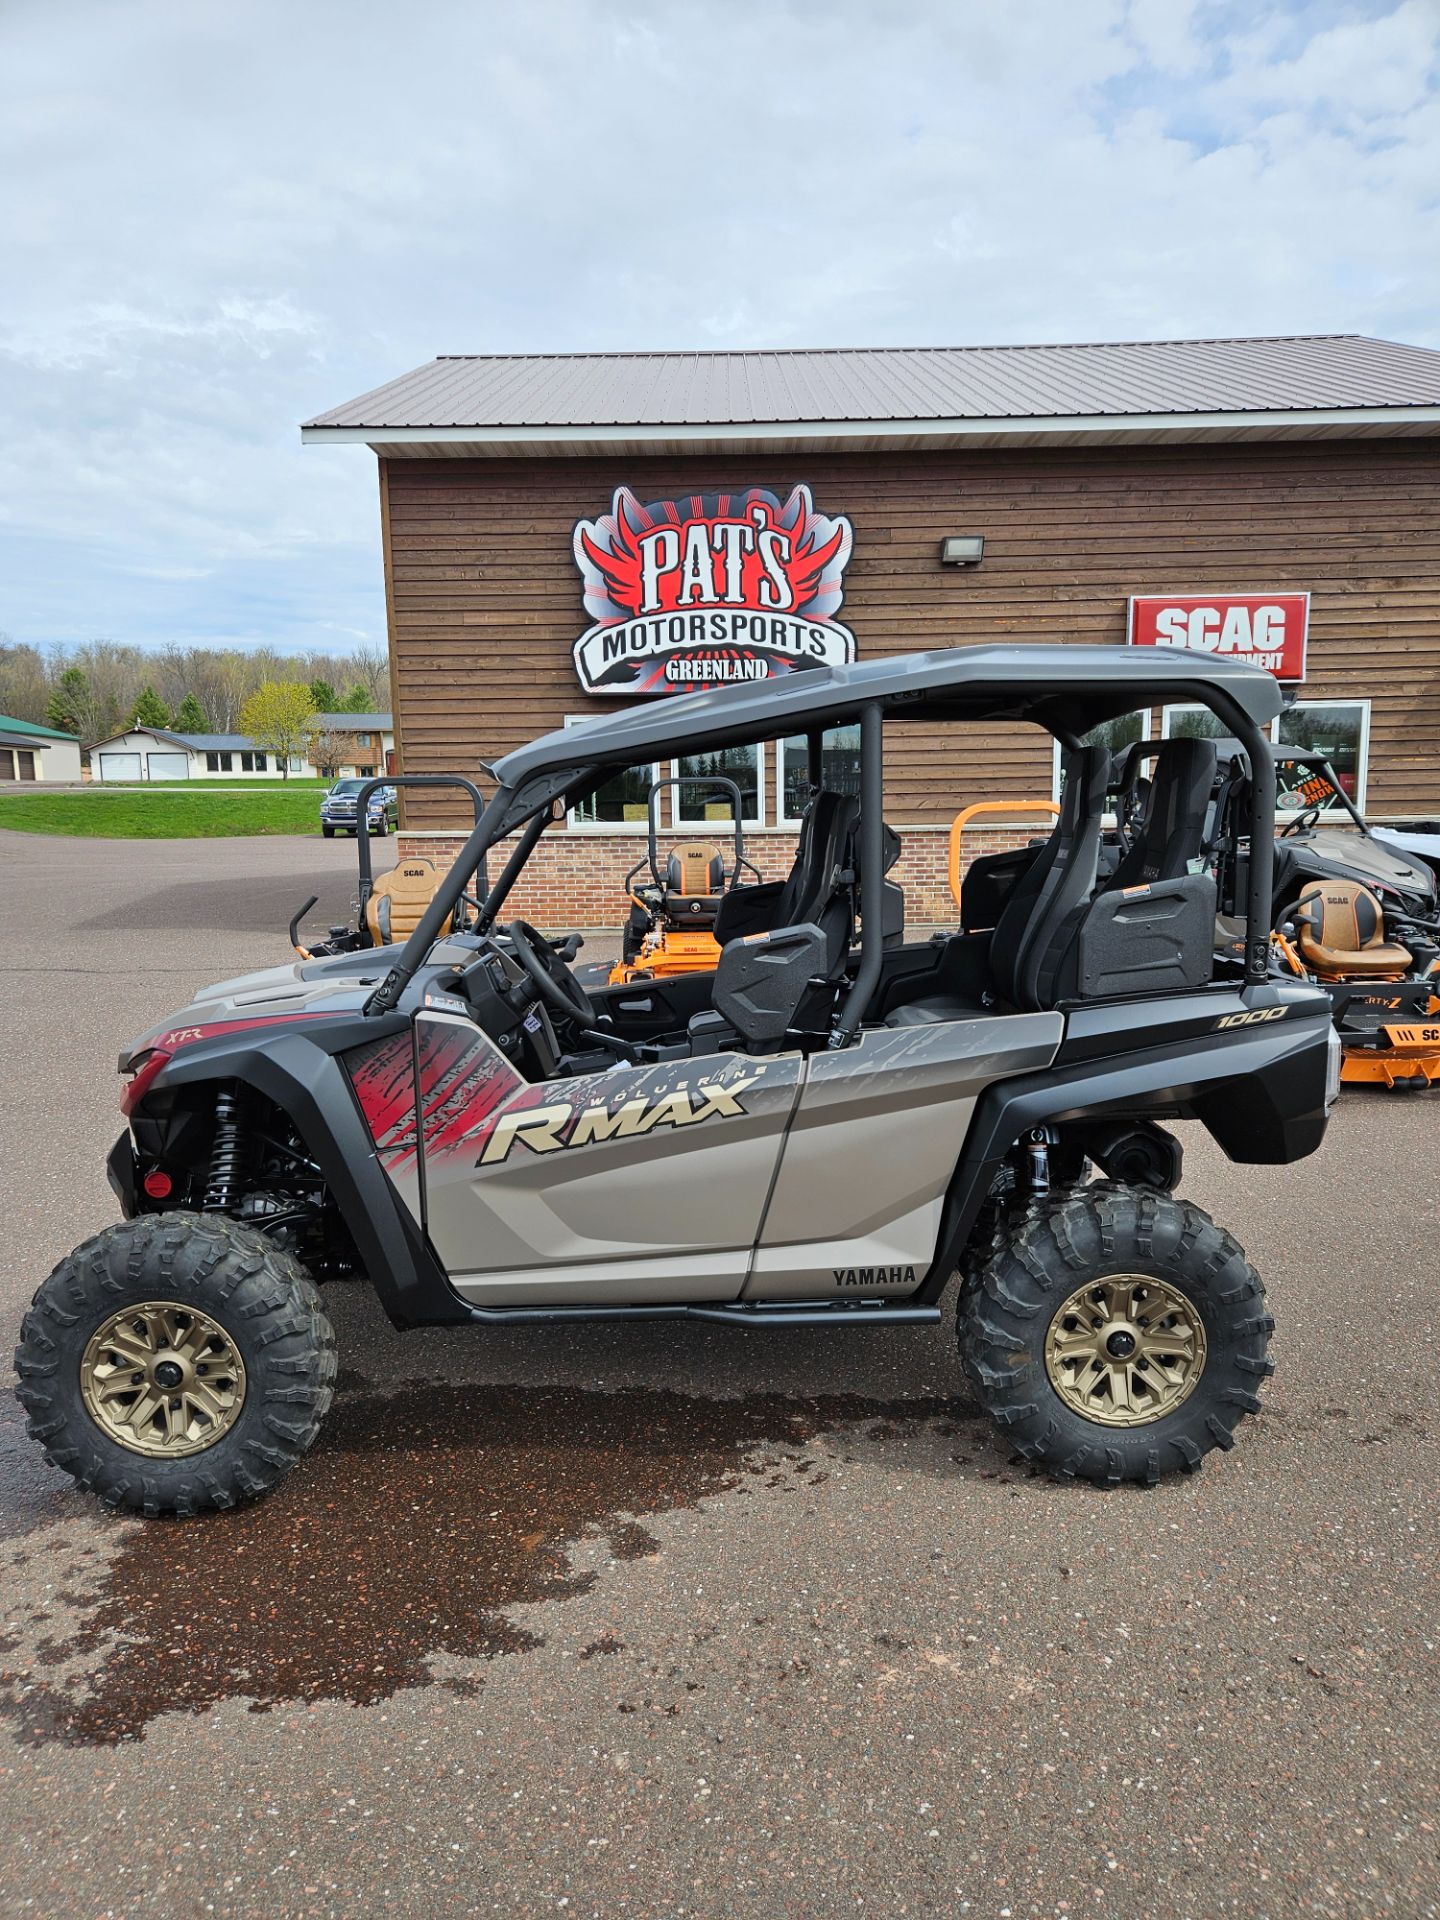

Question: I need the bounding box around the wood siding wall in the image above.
[380,439,1440,829]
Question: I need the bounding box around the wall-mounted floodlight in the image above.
[940,535,985,567]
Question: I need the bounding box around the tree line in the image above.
[0,637,390,745]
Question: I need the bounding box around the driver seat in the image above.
[714,790,858,946]
[365,856,454,946]
[1294,881,1412,978]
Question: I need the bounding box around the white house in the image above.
[0,713,84,781]
[90,728,306,780]
[89,714,395,782]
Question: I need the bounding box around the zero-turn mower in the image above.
[596,776,761,987]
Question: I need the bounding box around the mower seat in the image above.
[660,842,726,922]
[364,856,454,946]
[1294,881,1412,977]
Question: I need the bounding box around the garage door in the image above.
[97,752,142,781]
[147,752,190,780]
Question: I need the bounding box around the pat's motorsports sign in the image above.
[572,484,856,695]
[1128,592,1309,681]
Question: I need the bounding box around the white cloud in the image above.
[0,0,1435,654]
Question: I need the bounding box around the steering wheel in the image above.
[503,920,595,1028]
[1281,805,1322,838]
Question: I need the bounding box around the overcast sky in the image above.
[2,0,1437,659]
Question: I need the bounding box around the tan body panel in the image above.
[420,1025,802,1297]
[413,1010,1062,1309]
[746,1015,1063,1298]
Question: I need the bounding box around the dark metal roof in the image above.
[313,711,393,730]
[306,335,1440,436]
[491,644,1281,800]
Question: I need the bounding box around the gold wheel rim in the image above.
[79,1300,247,1459]
[1044,1274,1207,1429]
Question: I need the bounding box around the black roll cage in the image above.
[362,680,1278,1026]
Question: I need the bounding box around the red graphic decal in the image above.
[416,1023,523,1163]
[345,1021,527,1174]
[154,1012,334,1051]
[572,485,855,695]
[346,1031,418,1170]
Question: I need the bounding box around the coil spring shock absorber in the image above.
[204,1085,251,1213]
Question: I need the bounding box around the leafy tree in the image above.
[340,683,372,712]
[0,639,51,726]
[239,681,317,781]
[131,684,171,729]
[172,692,209,732]
[307,727,352,780]
[47,666,99,740]
[309,678,339,713]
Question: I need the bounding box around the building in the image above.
[303,333,1440,924]
[88,715,394,782]
[0,713,83,782]
[307,712,396,778]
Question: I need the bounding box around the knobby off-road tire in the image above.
[14,1212,336,1516]
[959,1182,1275,1487]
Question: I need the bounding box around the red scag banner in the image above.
[572,485,856,695]
[1127,593,1309,681]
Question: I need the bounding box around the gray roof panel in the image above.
[490,643,1281,802]
[306,335,1440,433]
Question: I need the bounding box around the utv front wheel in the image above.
[959,1185,1274,1486]
[14,1213,336,1516]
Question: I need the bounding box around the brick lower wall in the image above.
[397,821,1049,931]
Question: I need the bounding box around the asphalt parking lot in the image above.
[0,827,1436,1919]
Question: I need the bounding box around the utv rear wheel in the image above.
[14,1213,336,1516]
[958,1184,1274,1486]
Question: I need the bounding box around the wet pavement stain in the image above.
[0,1378,961,1747]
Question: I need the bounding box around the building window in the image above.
[1161,698,1371,810]
[357,764,376,777]
[672,743,764,827]
[1051,712,1150,802]
[288,755,304,772]
[356,732,372,749]
[205,751,233,773]
[1158,704,1234,744]
[238,751,267,773]
[1275,700,1370,807]
[564,714,658,827]
[777,725,863,825]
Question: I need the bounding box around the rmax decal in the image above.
[833,1265,916,1289]
[478,1075,761,1166]
[1216,1007,1287,1030]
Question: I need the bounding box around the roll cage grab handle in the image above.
[624,775,761,895]
[351,775,488,910]
[361,690,1277,1022]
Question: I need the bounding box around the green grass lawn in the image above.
[103,776,331,789]
[0,788,326,838]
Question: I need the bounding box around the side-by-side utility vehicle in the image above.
[16,646,1339,1514]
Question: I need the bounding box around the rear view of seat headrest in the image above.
[1109,738,1220,890]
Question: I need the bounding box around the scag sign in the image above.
[1128,593,1309,682]
[572,484,856,695]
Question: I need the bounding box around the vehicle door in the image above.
[413,1011,803,1306]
